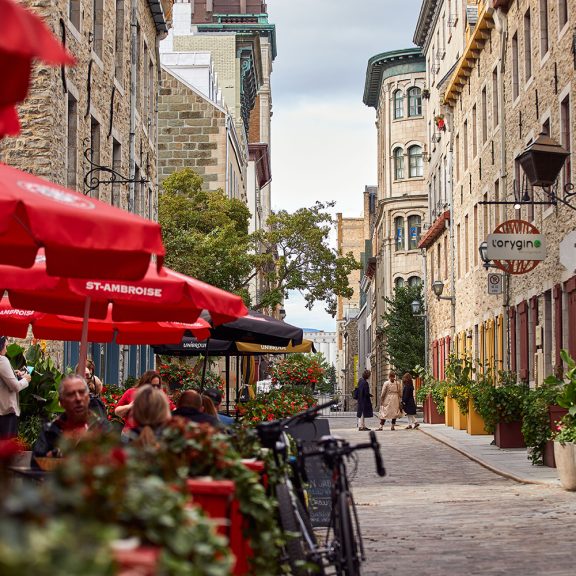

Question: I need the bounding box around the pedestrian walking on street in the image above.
[0,335,31,439]
[377,371,403,431]
[401,373,419,429]
[356,369,374,431]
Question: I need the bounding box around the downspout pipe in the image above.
[129,0,137,214]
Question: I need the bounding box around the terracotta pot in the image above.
[423,395,444,424]
[543,405,569,468]
[554,442,576,490]
[494,421,525,448]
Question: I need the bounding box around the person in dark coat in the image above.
[401,372,419,429]
[172,390,221,428]
[356,369,374,431]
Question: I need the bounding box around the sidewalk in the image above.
[419,423,561,486]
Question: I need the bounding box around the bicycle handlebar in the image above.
[282,399,338,429]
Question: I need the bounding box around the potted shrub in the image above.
[445,356,474,430]
[472,370,527,446]
[415,365,445,424]
[434,114,446,131]
[551,350,576,489]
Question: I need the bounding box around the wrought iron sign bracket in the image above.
[83,141,149,196]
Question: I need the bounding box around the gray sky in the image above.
[266,0,422,331]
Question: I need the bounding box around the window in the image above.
[135,22,141,111]
[148,59,154,130]
[524,9,532,82]
[558,0,568,30]
[474,205,478,267]
[394,277,405,289]
[539,0,549,57]
[69,0,80,29]
[494,179,501,227]
[463,120,468,170]
[456,223,461,278]
[134,165,141,214]
[492,69,499,127]
[472,105,477,158]
[90,117,100,199]
[561,95,571,187]
[93,0,104,57]
[395,217,405,251]
[465,214,469,272]
[437,244,441,280]
[143,43,149,122]
[148,188,154,220]
[66,94,77,189]
[408,145,423,177]
[112,139,122,207]
[443,235,448,279]
[408,87,422,117]
[115,0,125,81]
[393,90,404,119]
[408,215,422,249]
[455,133,460,181]
[481,88,487,144]
[393,147,404,180]
[408,276,421,287]
[512,33,519,99]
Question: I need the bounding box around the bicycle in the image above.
[255,401,385,576]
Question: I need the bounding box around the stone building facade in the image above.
[362,49,427,391]
[415,0,576,385]
[0,0,170,383]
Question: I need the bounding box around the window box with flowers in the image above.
[434,114,446,131]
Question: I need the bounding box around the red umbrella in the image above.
[2,254,247,325]
[0,0,75,138]
[0,163,165,280]
[0,299,211,345]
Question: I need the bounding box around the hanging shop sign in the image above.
[486,220,546,274]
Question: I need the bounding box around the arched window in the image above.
[408,87,422,117]
[408,145,423,177]
[393,147,404,180]
[407,215,422,249]
[393,90,404,119]
[394,277,405,289]
[408,276,421,287]
[394,216,405,251]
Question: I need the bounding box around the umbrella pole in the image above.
[78,296,91,377]
[235,355,240,403]
[200,338,210,392]
[225,355,230,415]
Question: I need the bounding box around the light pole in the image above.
[411,299,428,370]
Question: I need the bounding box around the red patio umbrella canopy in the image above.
[0,299,211,345]
[0,163,165,280]
[0,0,75,137]
[2,255,248,325]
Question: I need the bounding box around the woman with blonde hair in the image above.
[128,385,172,446]
[115,370,174,437]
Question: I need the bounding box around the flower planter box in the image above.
[543,405,569,468]
[113,546,160,576]
[554,441,576,490]
[452,400,467,430]
[494,421,525,448]
[444,397,454,427]
[466,400,488,435]
[186,479,252,575]
[243,459,268,488]
[423,395,444,424]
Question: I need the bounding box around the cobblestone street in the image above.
[327,415,576,576]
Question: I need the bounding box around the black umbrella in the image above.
[153,338,235,357]
[203,310,303,346]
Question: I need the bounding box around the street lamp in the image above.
[431,280,455,302]
[517,132,576,210]
[278,307,286,321]
[411,300,422,315]
[478,241,499,269]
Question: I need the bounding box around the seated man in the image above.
[202,388,234,426]
[32,374,108,466]
[172,389,221,428]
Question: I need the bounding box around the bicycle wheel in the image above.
[337,491,362,576]
[276,481,325,575]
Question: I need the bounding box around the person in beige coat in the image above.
[0,335,31,439]
[376,371,403,431]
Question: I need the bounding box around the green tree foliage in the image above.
[381,284,425,377]
[158,169,254,301]
[159,171,360,314]
[252,201,360,315]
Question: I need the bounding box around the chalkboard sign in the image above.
[289,419,332,527]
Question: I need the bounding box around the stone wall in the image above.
[158,68,228,189]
